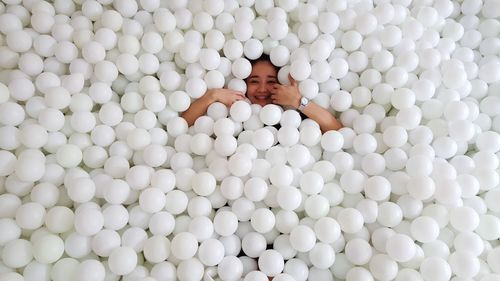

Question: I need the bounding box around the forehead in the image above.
[249,60,277,76]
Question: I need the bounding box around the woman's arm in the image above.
[180,89,245,126]
[300,102,343,132]
[270,76,343,132]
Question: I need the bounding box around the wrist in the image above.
[297,96,310,111]
[294,95,301,109]
[205,90,218,103]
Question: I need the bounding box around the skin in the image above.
[180,88,244,127]
[245,60,279,107]
[181,60,343,132]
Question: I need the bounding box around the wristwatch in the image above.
[297,96,309,111]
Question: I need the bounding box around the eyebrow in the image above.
[247,75,277,79]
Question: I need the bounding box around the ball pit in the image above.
[1,0,500,280]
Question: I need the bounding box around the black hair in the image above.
[247,54,279,73]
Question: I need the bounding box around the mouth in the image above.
[250,95,272,106]
[254,95,270,100]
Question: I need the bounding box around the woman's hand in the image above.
[269,75,343,132]
[269,75,301,108]
[207,89,245,107]
[181,88,245,127]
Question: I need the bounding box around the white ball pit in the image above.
[1,0,500,280]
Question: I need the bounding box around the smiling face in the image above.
[245,60,278,106]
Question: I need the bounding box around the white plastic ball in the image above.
[74,259,106,281]
[198,238,225,266]
[268,19,289,40]
[1,239,33,269]
[341,31,363,52]
[270,45,290,67]
[108,246,137,276]
[251,208,275,234]
[137,187,166,213]
[369,254,399,281]
[66,177,96,203]
[232,57,252,79]
[214,210,239,236]
[33,234,65,264]
[277,186,302,211]
[116,53,139,75]
[420,257,452,281]
[290,59,311,81]
[81,41,106,64]
[345,238,372,266]
[385,234,416,262]
[73,207,104,236]
[170,232,198,261]
[330,90,352,112]
[289,225,316,252]
[218,256,244,281]
[230,101,252,122]
[6,30,32,53]
[258,250,285,277]
[168,91,191,112]
[244,38,264,60]
[224,39,244,60]
[383,126,408,148]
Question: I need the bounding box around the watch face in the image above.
[301,97,308,106]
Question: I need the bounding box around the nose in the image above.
[257,82,266,92]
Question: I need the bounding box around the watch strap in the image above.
[298,96,309,111]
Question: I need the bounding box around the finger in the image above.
[230,97,243,105]
[230,98,243,105]
[288,74,297,86]
[272,85,285,93]
[225,89,244,96]
[272,99,284,106]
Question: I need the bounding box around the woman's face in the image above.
[246,60,278,106]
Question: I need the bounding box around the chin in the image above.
[250,98,270,107]
[256,100,271,107]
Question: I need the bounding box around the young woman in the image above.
[181,55,343,132]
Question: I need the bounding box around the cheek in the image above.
[246,86,256,96]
